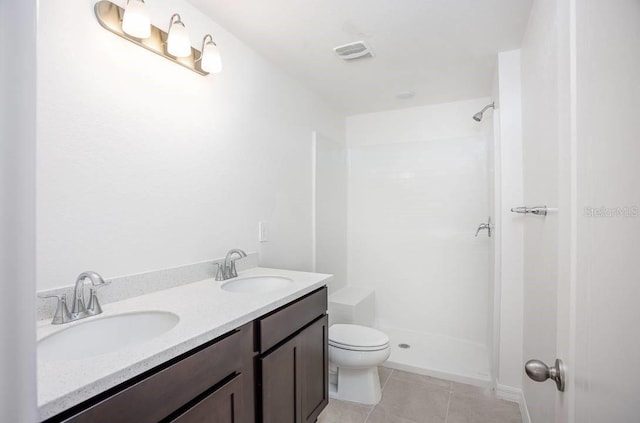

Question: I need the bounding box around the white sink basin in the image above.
[221,276,293,293]
[38,311,180,361]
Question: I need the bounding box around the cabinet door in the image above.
[169,374,244,423]
[300,315,328,423]
[260,315,329,423]
[260,337,301,423]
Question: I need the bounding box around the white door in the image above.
[521,1,640,422]
[572,1,640,422]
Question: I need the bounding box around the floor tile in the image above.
[317,398,372,423]
[319,371,522,423]
[374,376,449,422]
[450,381,494,396]
[446,387,521,423]
[378,366,393,388]
[389,369,453,391]
[365,407,421,423]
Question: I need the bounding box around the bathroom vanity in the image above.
[258,287,328,423]
[37,267,330,423]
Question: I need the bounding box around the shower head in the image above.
[473,102,495,122]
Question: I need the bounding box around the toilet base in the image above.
[328,365,382,405]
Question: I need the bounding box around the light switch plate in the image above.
[258,221,268,242]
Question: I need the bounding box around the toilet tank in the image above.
[328,286,375,327]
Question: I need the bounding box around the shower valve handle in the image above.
[475,217,492,237]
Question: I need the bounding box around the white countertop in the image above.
[36,267,332,421]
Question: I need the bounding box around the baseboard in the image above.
[519,393,531,423]
[496,384,531,423]
[495,384,521,402]
[382,361,492,388]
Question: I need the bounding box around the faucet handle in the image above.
[86,288,104,316]
[84,274,109,316]
[38,293,73,325]
[229,259,239,278]
[213,262,224,281]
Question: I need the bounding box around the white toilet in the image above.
[328,287,390,405]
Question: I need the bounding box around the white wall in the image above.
[494,50,525,391]
[489,69,501,385]
[520,1,566,421]
[347,99,493,148]
[346,98,493,345]
[37,0,344,290]
[0,1,37,421]
[313,132,347,293]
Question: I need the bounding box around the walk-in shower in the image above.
[314,98,496,388]
[473,103,495,122]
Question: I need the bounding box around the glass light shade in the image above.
[167,21,191,58]
[201,41,222,74]
[121,0,151,39]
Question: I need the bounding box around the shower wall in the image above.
[313,132,348,294]
[346,98,494,379]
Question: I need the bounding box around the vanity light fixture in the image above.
[121,0,150,39]
[199,34,222,74]
[94,1,220,76]
[166,13,192,58]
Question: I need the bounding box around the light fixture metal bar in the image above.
[94,0,208,75]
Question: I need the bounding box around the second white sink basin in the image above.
[38,311,180,361]
[221,276,293,293]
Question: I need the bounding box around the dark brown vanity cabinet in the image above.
[257,287,329,423]
[168,374,244,423]
[46,323,255,423]
[43,286,328,423]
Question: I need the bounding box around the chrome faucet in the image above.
[38,271,110,325]
[216,249,248,281]
[72,271,109,317]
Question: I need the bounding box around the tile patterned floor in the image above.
[318,368,522,423]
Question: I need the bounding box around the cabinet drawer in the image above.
[258,287,327,352]
[61,323,252,423]
[168,373,244,423]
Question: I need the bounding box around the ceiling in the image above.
[188,0,532,115]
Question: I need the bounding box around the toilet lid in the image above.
[329,324,389,349]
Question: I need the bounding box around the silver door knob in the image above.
[525,358,565,392]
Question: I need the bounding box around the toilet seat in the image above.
[329,324,390,351]
[329,342,389,352]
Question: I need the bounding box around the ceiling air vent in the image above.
[333,41,374,61]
